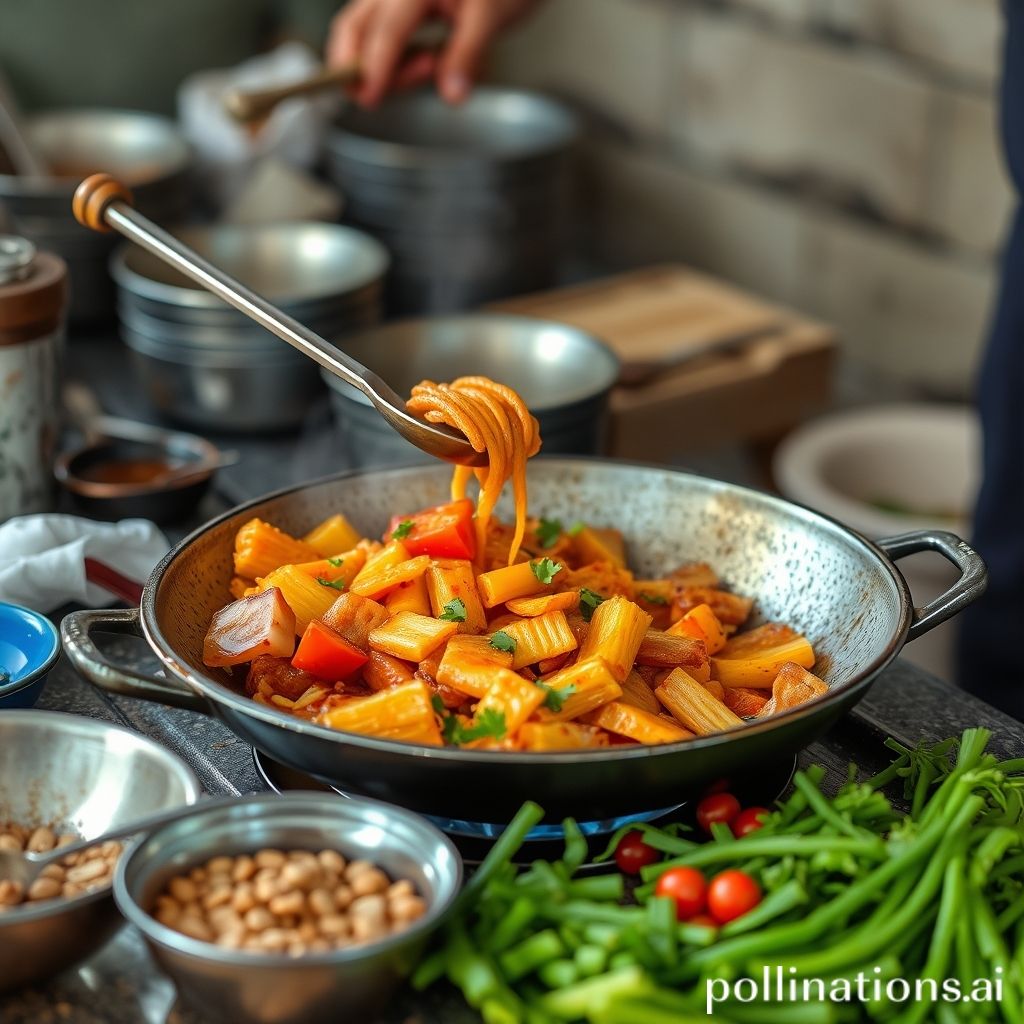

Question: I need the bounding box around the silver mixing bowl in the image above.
[0,109,191,322]
[115,793,462,1024]
[0,710,202,992]
[111,222,389,432]
[323,313,621,465]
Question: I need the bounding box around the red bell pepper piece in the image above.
[386,499,476,560]
[291,621,368,681]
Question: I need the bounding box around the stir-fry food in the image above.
[202,374,826,749]
[202,504,827,750]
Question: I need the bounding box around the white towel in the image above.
[0,515,168,612]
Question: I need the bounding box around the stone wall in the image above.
[490,0,1012,394]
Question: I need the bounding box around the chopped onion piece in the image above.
[203,587,296,667]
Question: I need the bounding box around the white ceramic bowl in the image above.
[774,403,980,679]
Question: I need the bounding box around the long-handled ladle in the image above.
[72,174,484,467]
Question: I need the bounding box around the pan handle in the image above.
[877,530,987,643]
[61,607,210,714]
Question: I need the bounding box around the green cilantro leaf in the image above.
[326,556,345,568]
[640,591,668,606]
[391,520,414,540]
[438,598,467,623]
[579,588,606,622]
[317,577,346,591]
[568,521,586,537]
[534,680,576,713]
[439,707,507,746]
[490,630,517,654]
[531,558,562,586]
[535,518,563,548]
[430,694,446,715]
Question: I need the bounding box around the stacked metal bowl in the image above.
[112,222,389,433]
[0,109,190,322]
[326,88,579,314]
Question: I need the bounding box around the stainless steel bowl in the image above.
[114,793,462,1024]
[323,313,620,465]
[326,88,579,313]
[0,109,190,322]
[111,222,388,431]
[111,223,389,319]
[0,711,202,993]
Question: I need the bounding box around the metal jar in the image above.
[111,222,389,432]
[0,236,66,519]
[0,109,190,323]
[321,313,621,465]
[326,88,579,314]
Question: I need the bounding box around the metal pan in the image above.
[61,459,985,824]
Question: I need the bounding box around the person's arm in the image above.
[327,0,539,107]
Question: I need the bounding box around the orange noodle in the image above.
[407,377,541,565]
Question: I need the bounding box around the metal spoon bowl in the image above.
[72,174,484,467]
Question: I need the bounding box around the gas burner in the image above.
[252,748,797,867]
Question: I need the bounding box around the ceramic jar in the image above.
[0,236,67,520]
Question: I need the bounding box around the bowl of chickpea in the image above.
[0,711,202,992]
[113,791,462,1024]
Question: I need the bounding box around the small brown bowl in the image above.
[55,431,221,524]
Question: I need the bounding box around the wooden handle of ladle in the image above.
[224,64,361,123]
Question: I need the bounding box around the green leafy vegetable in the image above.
[326,556,345,568]
[391,520,414,540]
[578,588,606,622]
[534,680,576,712]
[490,630,517,654]
[316,577,346,591]
[639,591,668,606]
[567,521,586,537]
[442,708,508,746]
[531,558,562,586]
[535,518,563,548]
[413,730,1024,1023]
[438,598,467,623]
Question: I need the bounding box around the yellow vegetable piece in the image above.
[302,514,362,557]
[290,547,367,589]
[517,721,610,751]
[426,559,487,634]
[585,701,694,744]
[578,596,652,682]
[473,671,546,736]
[573,526,627,569]
[234,519,318,580]
[351,549,431,600]
[384,574,432,617]
[505,590,579,617]
[436,635,515,698]
[258,565,340,634]
[368,611,458,662]
[668,603,728,655]
[477,559,563,608]
[656,668,744,735]
[319,680,442,745]
[619,669,661,715]
[499,610,578,670]
[535,658,622,722]
[712,636,816,689]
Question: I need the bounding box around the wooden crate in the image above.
[491,264,837,463]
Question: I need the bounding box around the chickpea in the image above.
[350,868,389,897]
[203,886,233,911]
[386,879,415,901]
[317,849,346,874]
[244,906,275,932]
[343,860,374,882]
[169,876,198,904]
[390,894,427,924]
[231,883,256,914]
[207,856,234,875]
[317,914,350,939]
[268,891,304,917]
[231,855,257,883]
[27,877,62,902]
[308,888,335,917]
[177,917,213,943]
[0,835,20,852]
[255,849,286,870]
[27,826,56,853]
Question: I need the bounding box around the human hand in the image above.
[327,0,538,107]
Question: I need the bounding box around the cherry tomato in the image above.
[291,621,367,680]
[687,914,720,930]
[707,870,761,924]
[696,792,741,834]
[613,831,659,874]
[386,499,476,559]
[654,866,708,921]
[732,806,770,838]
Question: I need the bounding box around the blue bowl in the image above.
[0,603,60,708]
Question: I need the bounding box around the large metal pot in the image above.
[62,460,985,824]
[326,88,579,314]
[0,109,190,322]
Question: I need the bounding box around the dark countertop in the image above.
[2,330,1021,1023]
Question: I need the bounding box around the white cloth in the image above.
[178,41,342,211]
[0,516,169,613]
